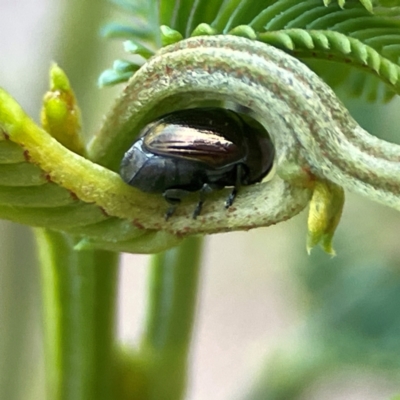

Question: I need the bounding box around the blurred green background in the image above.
[1,1,400,399]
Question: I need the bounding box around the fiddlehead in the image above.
[91,34,400,240]
[2,1,400,253]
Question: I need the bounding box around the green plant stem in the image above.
[36,229,119,400]
[139,235,203,400]
[0,222,37,400]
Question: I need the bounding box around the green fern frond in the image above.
[258,29,400,97]
[197,0,374,33]
[104,0,159,40]
[252,2,370,31]
[254,2,397,100]
[101,0,400,101]
[323,0,373,12]
[215,0,400,101]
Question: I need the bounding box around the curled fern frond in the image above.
[4,1,400,253]
[0,123,179,253]
[0,65,181,254]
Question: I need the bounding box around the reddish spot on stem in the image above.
[23,150,31,162]
[175,227,190,237]
[132,219,145,229]
[44,173,53,183]
[69,191,79,201]
[301,166,317,189]
[99,207,109,217]
[165,65,173,75]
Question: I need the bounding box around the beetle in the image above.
[120,107,275,219]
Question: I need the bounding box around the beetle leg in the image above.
[163,189,189,220]
[225,164,243,208]
[193,183,215,219]
[164,205,177,221]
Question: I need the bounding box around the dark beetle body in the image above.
[120,107,275,218]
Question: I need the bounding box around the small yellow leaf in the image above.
[307,180,345,255]
[41,63,86,156]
